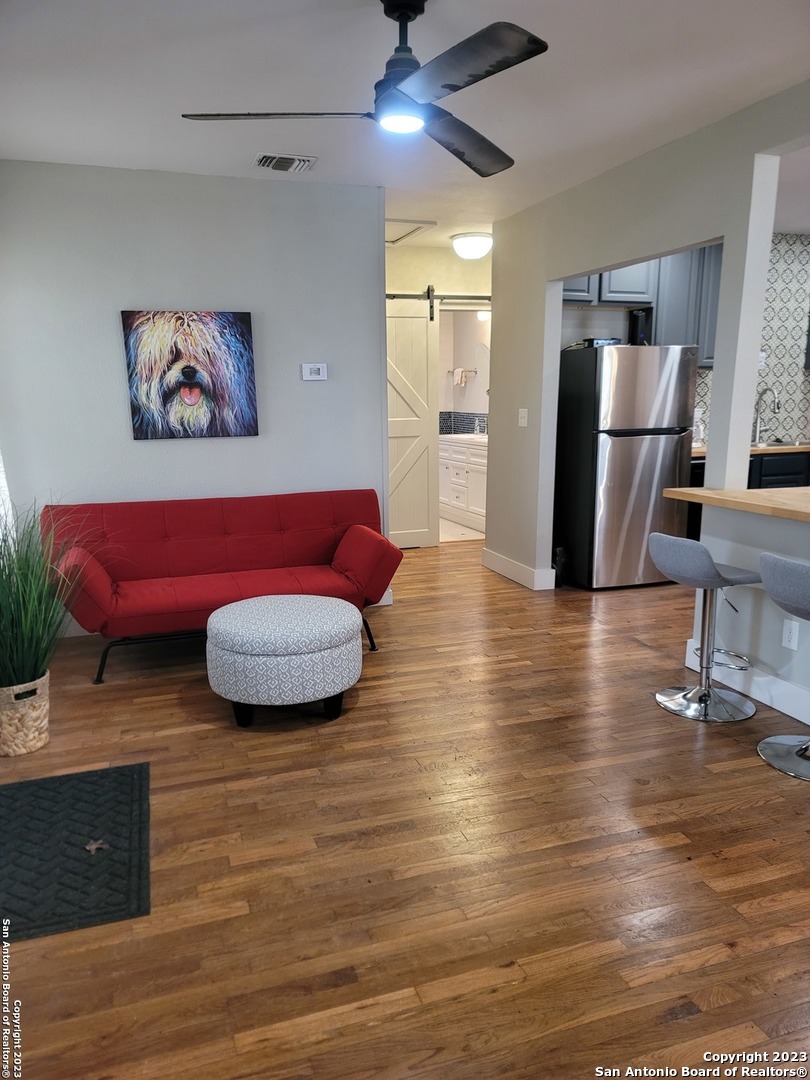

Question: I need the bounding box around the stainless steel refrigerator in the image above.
[553,345,697,588]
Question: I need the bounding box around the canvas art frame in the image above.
[121,310,258,440]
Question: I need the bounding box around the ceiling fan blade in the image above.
[423,109,513,177]
[397,22,548,104]
[182,111,370,121]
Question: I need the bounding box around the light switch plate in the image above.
[518,408,528,427]
[301,363,328,381]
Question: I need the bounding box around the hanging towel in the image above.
[453,367,466,386]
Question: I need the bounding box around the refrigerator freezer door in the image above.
[592,431,691,588]
[596,346,697,431]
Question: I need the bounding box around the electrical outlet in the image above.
[782,618,800,651]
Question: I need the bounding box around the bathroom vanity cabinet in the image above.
[439,435,488,531]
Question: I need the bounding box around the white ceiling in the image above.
[2,0,809,246]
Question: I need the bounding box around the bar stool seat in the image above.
[648,533,761,723]
[757,553,810,781]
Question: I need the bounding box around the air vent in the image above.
[254,154,317,173]
[385,219,436,245]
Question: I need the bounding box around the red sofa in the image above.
[42,489,403,682]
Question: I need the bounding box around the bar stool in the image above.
[648,533,761,723]
[757,553,810,781]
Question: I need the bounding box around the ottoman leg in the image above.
[232,701,254,728]
[323,692,344,720]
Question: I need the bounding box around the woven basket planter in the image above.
[0,671,50,756]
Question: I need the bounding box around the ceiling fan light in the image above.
[451,233,493,260]
[378,112,425,133]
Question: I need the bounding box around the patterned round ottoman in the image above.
[206,595,363,726]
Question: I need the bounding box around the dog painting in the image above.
[121,310,258,439]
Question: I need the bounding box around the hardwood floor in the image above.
[5,540,810,1079]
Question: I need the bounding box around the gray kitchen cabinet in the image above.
[562,275,599,303]
[654,249,701,349]
[599,260,659,303]
[562,262,657,305]
[748,451,810,489]
[653,243,722,368]
[697,243,722,367]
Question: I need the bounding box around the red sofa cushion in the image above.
[104,565,361,638]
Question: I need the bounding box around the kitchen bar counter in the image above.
[662,484,810,726]
[664,486,810,523]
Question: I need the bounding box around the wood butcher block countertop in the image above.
[691,444,810,459]
[664,486,810,523]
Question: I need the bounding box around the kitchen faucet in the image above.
[753,386,781,444]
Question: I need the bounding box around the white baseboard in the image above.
[685,637,810,727]
[439,504,486,531]
[368,587,393,608]
[481,548,556,591]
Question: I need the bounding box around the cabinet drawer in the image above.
[469,448,488,466]
[438,443,451,460]
[760,454,809,479]
[749,452,810,488]
[449,485,468,508]
[450,464,468,485]
[450,447,469,462]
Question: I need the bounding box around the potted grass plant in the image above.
[0,504,76,756]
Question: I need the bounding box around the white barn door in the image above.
[386,299,439,548]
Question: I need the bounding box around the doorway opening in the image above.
[438,305,490,543]
[386,289,490,550]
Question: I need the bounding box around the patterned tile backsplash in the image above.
[696,232,810,442]
[440,411,489,434]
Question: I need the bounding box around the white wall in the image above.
[485,79,810,589]
[0,161,386,510]
[450,311,490,415]
[385,245,491,297]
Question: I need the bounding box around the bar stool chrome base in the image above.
[656,684,757,723]
[757,735,810,781]
[693,646,752,671]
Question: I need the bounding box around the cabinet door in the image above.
[654,250,701,347]
[697,243,722,368]
[562,275,599,303]
[599,260,659,303]
[439,461,451,505]
[467,464,487,516]
[686,458,705,540]
[749,452,810,489]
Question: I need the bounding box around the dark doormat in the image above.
[0,763,150,941]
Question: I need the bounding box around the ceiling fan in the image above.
[182,0,548,178]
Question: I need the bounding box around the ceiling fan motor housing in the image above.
[381,0,427,23]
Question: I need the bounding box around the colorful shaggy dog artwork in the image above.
[121,310,258,439]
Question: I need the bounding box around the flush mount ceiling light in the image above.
[451,233,493,260]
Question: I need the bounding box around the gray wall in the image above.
[0,161,386,510]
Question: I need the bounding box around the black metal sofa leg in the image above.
[93,631,207,684]
[363,618,378,652]
[94,638,130,684]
